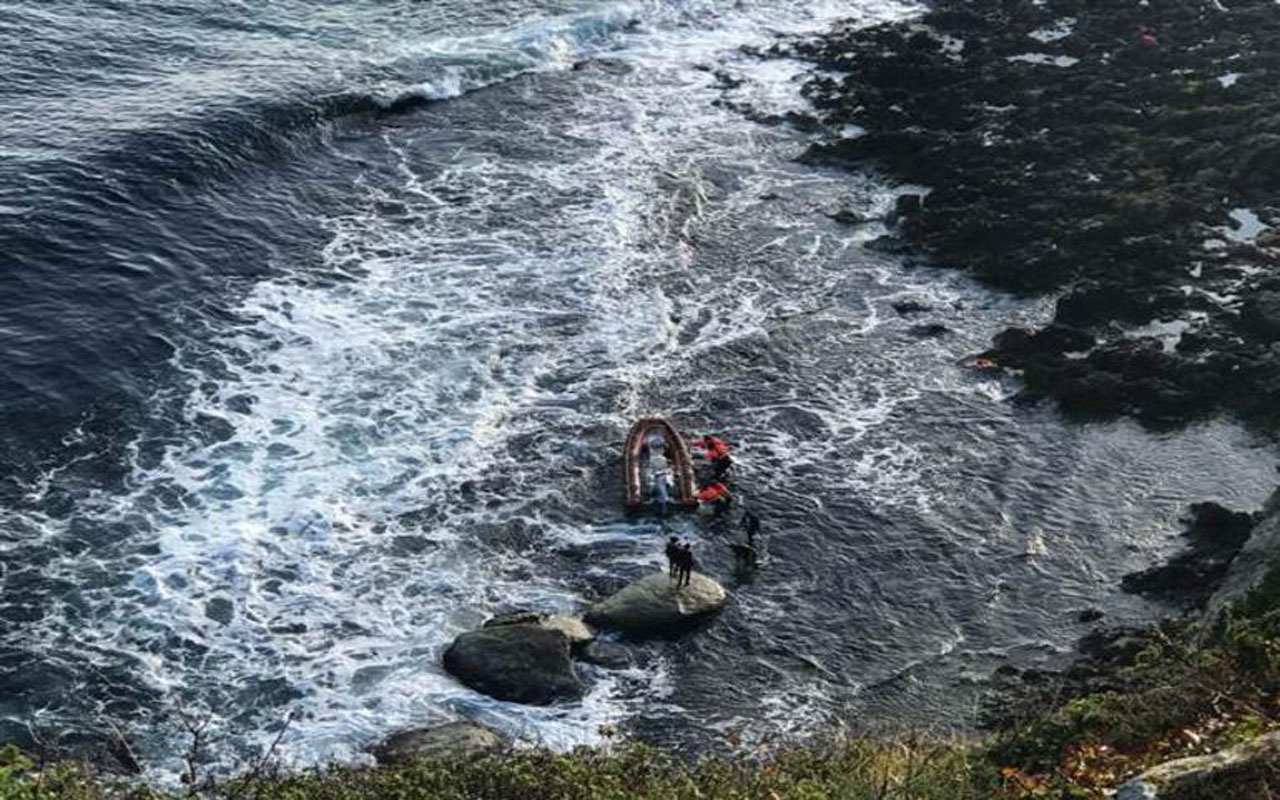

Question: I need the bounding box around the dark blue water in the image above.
[1,0,1275,780]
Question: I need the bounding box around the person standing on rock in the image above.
[676,541,694,588]
[665,536,681,578]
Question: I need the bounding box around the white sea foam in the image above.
[1028,17,1076,43]
[1007,53,1080,67]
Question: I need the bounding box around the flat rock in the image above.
[483,611,595,646]
[369,721,504,766]
[442,625,583,705]
[584,572,727,632]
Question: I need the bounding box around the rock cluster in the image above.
[441,573,727,706]
[776,0,1280,428]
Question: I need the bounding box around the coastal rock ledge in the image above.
[442,625,583,705]
[584,572,727,632]
[369,721,505,766]
[1116,731,1280,799]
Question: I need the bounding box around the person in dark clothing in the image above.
[665,536,681,578]
[741,509,761,547]
[676,541,694,587]
[733,509,762,571]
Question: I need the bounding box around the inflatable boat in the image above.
[624,417,696,510]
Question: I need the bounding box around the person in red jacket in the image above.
[693,434,733,477]
[696,481,732,514]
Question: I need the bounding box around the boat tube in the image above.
[624,418,696,509]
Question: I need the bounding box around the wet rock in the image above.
[863,234,912,255]
[1241,291,1280,340]
[442,625,583,705]
[584,572,727,633]
[1210,487,1280,614]
[579,641,634,670]
[205,597,234,625]
[1123,502,1257,608]
[827,208,867,225]
[1077,608,1105,624]
[890,193,923,222]
[892,299,932,315]
[483,611,595,648]
[369,721,505,766]
[908,322,951,338]
[1034,325,1096,354]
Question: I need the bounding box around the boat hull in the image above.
[624,418,696,509]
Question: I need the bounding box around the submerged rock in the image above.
[892,299,932,315]
[585,572,727,632]
[369,721,505,766]
[908,322,950,338]
[442,625,583,705]
[827,208,867,225]
[579,641,634,670]
[1077,607,1105,624]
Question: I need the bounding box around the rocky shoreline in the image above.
[777,0,1280,429]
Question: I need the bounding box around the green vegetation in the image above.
[0,739,990,800]
[986,564,1280,796]
[6,568,1280,799]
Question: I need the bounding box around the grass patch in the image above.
[0,739,993,800]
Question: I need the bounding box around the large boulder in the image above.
[442,625,583,705]
[483,612,595,647]
[369,721,504,766]
[1208,488,1280,615]
[584,572,727,632]
[1116,730,1280,799]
